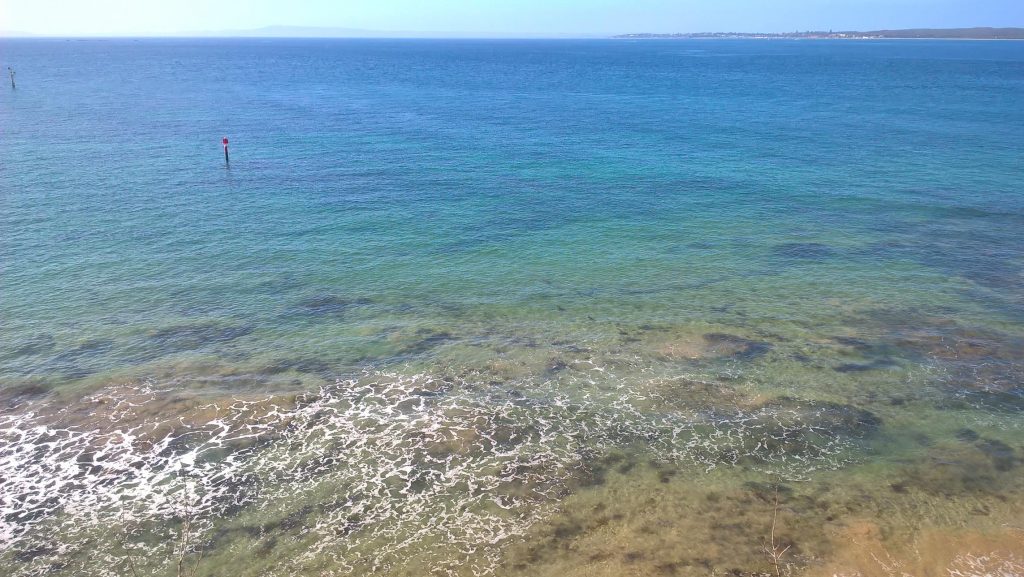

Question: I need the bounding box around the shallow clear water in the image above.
[1,39,1023,576]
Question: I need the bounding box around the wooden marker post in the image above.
[222,137,230,165]
[8,68,14,90]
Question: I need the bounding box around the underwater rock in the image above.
[896,327,1022,362]
[263,357,332,376]
[790,399,880,435]
[653,331,773,362]
[837,313,1024,412]
[676,396,887,474]
[889,428,1024,499]
[702,333,773,360]
[748,397,882,440]
[647,377,745,412]
[857,317,1024,371]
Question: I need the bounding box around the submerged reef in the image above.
[2,312,1023,576]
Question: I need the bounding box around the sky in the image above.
[2,0,1023,36]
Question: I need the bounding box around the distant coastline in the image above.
[615,27,1024,40]
[3,25,1023,41]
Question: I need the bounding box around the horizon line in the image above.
[4,24,1023,40]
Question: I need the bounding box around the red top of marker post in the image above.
[222,137,229,146]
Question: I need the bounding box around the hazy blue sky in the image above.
[3,0,1023,36]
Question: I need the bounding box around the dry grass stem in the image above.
[119,481,207,577]
[118,511,142,577]
[762,484,791,577]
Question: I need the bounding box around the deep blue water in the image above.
[2,39,1022,385]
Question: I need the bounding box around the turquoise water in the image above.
[1,39,1023,576]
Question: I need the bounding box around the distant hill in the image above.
[615,27,1024,40]
[862,27,1024,39]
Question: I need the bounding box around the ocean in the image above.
[1,38,1023,576]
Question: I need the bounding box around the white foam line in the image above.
[2,367,868,576]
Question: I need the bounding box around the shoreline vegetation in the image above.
[614,27,1024,40]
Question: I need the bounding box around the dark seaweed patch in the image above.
[146,324,253,353]
[623,551,644,563]
[830,336,872,351]
[703,333,773,360]
[937,362,1024,414]
[941,382,1024,413]
[255,535,278,558]
[4,335,56,360]
[545,359,570,376]
[772,242,836,261]
[835,313,1024,412]
[575,450,642,488]
[861,222,1024,296]
[297,295,373,317]
[976,439,1017,472]
[655,562,681,575]
[0,383,51,406]
[888,395,910,406]
[551,520,585,540]
[399,330,455,355]
[553,342,589,354]
[44,339,116,378]
[955,429,980,443]
[742,481,794,502]
[49,338,115,364]
[897,454,1002,496]
[651,377,741,414]
[12,544,58,564]
[834,358,899,373]
[263,357,333,376]
[758,397,882,438]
